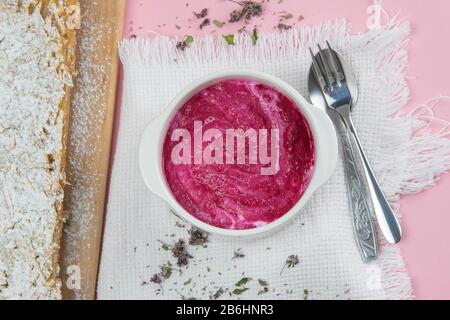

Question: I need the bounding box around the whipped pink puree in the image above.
[163,79,315,230]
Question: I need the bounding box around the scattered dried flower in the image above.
[228,1,263,24]
[277,23,292,31]
[211,287,224,300]
[176,35,194,51]
[188,227,209,246]
[171,239,192,267]
[150,274,162,284]
[279,11,293,22]
[193,8,208,19]
[200,18,210,29]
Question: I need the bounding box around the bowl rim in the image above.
[139,69,337,237]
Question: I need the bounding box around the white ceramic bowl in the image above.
[139,70,338,238]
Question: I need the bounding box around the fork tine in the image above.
[317,44,333,89]
[309,47,326,90]
[325,41,342,87]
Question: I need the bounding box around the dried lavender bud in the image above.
[277,23,292,31]
[188,227,208,246]
[150,274,162,284]
[280,254,299,275]
[286,254,299,268]
[199,18,210,29]
[193,8,208,19]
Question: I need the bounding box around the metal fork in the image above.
[310,41,402,246]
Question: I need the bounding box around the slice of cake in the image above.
[0,0,79,300]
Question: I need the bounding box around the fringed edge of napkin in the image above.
[119,18,450,300]
[360,18,450,300]
[119,19,349,68]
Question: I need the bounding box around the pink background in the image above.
[119,0,450,299]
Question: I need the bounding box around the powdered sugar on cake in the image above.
[0,2,74,299]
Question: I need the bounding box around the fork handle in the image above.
[339,130,378,262]
[341,112,402,244]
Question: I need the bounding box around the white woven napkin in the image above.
[97,19,450,300]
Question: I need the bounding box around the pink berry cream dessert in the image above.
[162,79,315,230]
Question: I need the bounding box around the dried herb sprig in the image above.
[280,254,299,275]
[228,1,263,24]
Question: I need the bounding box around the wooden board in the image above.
[60,0,125,300]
